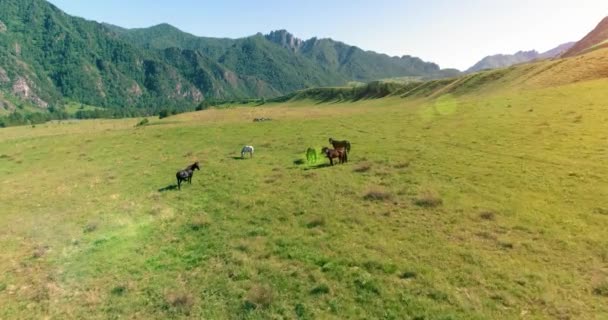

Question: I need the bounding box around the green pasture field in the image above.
[1,79,607,319]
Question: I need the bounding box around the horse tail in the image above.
[347,141,351,153]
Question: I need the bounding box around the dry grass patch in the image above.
[190,214,211,231]
[165,291,194,311]
[245,284,273,308]
[394,161,411,169]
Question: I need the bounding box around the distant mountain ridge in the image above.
[466,42,575,73]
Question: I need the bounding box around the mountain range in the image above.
[0,0,458,112]
[466,42,575,73]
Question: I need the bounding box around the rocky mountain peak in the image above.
[265,30,303,52]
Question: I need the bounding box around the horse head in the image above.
[192,162,201,170]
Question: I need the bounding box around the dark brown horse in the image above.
[322,147,347,166]
[329,138,351,153]
[176,162,200,190]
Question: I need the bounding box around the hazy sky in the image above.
[47,0,608,70]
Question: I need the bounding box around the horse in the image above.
[176,162,200,190]
[321,147,347,166]
[329,138,351,153]
[241,145,254,159]
[306,147,318,164]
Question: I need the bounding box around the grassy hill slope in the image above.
[1,53,607,318]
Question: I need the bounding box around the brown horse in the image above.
[176,162,200,190]
[329,138,351,153]
[321,147,347,166]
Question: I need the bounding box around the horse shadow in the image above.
[158,184,179,192]
[231,156,246,160]
[303,163,332,170]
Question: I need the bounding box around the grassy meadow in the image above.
[1,78,608,319]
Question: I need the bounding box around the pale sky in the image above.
[47,0,608,70]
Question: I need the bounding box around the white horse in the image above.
[241,145,254,159]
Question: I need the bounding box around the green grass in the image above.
[1,78,608,319]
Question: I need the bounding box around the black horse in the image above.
[329,138,351,153]
[176,162,200,190]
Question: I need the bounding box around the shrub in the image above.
[159,109,170,119]
[135,118,149,127]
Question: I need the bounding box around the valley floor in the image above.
[1,79,607,319]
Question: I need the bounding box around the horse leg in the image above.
[177,178,181,190]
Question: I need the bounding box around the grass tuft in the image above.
[479,210,496,221]
[306,216,326,229]
[593,283,608,296]
[110,286,127,296]
[363,189,393,201]
[310,284,330,295]
[399,271,418,279]
[413,189,443,208]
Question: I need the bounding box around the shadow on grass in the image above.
[232,156,249,160]
[303,163,333,170]
[158,184,179,192]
